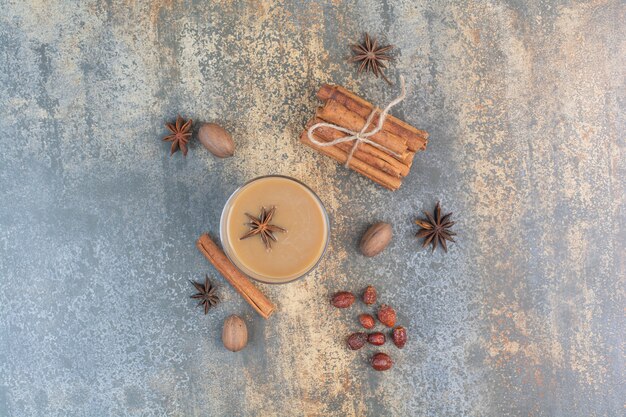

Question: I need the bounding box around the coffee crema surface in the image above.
[221,176,329,283]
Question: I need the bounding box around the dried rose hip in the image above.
[377,304,396,328]
[367,332,386,346]
[358,314,376,329]
[392,326,407,348]
[371,352,393,371]
[362,286,377,305]
[331,291,355,308]
[347,332,367,350]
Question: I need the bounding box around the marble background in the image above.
[0,1,624,416]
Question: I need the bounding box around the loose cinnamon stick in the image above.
[196,234,275,319]
[300,131,402,191]
[306,118,410,178]
[317,84,428,152]
[316,100,409,159]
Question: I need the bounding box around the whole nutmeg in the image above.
[392,326,407,349]
[367,332,386,346]
[371,352,393,371]
[362,285,377,305]
[198,123,235,158]
[378,304,396,328]
[359,222,392,257]
[222,315,248,352]
[358,313,376,329]
[347,332,367,350]
[331,291,355,308]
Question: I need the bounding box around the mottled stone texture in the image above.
[0,1,623,416]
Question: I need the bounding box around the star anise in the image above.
[190,275,219,314]
[163,115,192,156]
[240,206,286,251]
[415,201,456,253]
[349,33,394,84]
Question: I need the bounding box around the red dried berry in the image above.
[331,291,355,308]
[362,286,377,305]
[367,332,386,346]
[377,304,396,327]
[358,314,376,329]
[392,326,407,348]
[347,332,367,350]
[371,352,393,371]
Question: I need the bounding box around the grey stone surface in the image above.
[0,1,624,416]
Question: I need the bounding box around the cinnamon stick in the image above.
[196,234,275,319]
[306,118,411,178]
[300,131,402,191]
[309,117,416,170]
[316,100,409,160]
[317,84,428,152]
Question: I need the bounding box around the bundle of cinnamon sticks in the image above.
[300,84,429,190]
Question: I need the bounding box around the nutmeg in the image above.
[359,222,392,257]
[222,315,248,352]
[198,123,235,158]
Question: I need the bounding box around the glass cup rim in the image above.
[219,175,330,284]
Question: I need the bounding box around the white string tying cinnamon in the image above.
[307,76,407,168]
